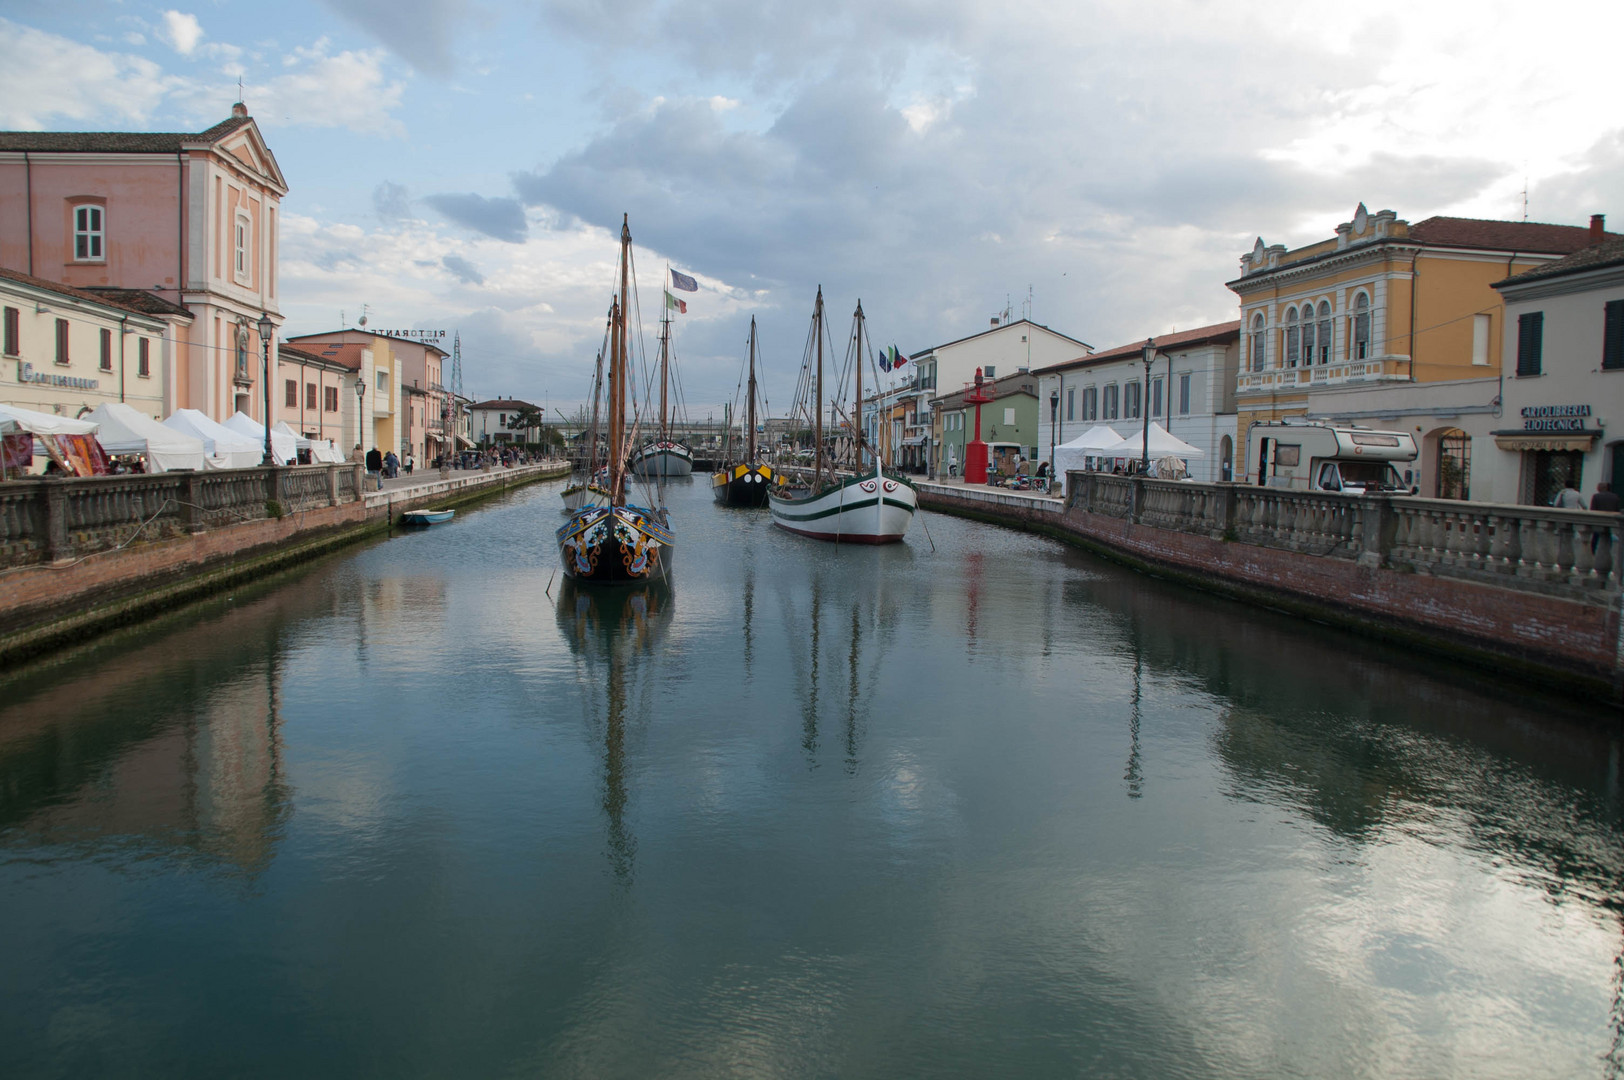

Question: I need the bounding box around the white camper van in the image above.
[1247,421,1418,494]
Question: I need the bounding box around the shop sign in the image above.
[380,329,447,341]
[17,362,99,390]
[1521,404,1590,432]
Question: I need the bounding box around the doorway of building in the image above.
[1220,435,1233,482]
[1436,428,1470,500]
[1523,450,1583,507]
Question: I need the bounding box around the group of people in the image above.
[357,446,414,486]
[1554,480,1620,513]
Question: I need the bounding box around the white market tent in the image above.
[162,409,262,469]
[85,403,206,472]
[224,412,298,465]
[0,402,98,436]
[273,420,343,464]
[1051,425,1123,494]
[1103,422,1205,463]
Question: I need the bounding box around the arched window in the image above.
[1300,305,1316,367]
[1250,313,1266,372]
[1317,301,1332,364]
[1352,293,1371,360]
[1285,308,1300,368]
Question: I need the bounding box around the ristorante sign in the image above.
[1521,404,1591,432]
[380,329,448,342]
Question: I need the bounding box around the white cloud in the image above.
[159,10,204,56]
[248,44,407,134]
[0,19,181,129]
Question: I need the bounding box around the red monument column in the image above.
[963,367,994,485]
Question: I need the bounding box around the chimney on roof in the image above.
[231,102,248,119]
[1590,214,1606,243]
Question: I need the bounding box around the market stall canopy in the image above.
[162,409,262,469]
[84,403,205,472]
[273,421,344,463]
[1103,422,1205,459]
[1052,425,1123,494]
[0,402,97,436]
[224,412,297,465]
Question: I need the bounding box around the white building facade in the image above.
[1035,322,1240,482]
[1490,237,1624,506]
[905,318,1092,476]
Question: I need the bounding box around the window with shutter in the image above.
[100,328,112,371]
[1604,300,1624,371]
[1516,312,1543,376]
[3,307,19,356]
[138,338,150,377]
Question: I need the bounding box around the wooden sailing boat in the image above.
[555,215,675,584]
[767,291,917,543]
[631,298,693,477]
[711,316,780,506]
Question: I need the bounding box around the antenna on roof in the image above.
[1522,172,1528,223]
[340,309,347,328]
[358,303,370,328]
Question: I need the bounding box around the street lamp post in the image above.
[1140,338,1156,475]
[257,312,275,466]
[1049,387,1059,488]
[355,375,366,461]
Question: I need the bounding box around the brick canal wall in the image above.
[0,461,567,665]
[916,476,1624,706]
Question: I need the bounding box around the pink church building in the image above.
[0,104,288,424]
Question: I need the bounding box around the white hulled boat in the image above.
[768,291,916,543]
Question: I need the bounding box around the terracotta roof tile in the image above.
[0,115,252,154]
[79,287,193,318]
[1407,216,1608,255]
[1494,235,1624,288]
[471,399,538,410]
[1033,320,1240,376]
[0,266,180,321]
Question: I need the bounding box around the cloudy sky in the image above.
[3,0,1621,413]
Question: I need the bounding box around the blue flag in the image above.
[670,269,698,292]
[879,351,891,372]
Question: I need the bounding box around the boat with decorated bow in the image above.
[712,316,782,506]
[555,215,676,584]
[767,291,916,543]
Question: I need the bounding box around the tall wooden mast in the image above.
[746,317,758,462]
[854,301,864,468]
[813,287,824,491]
[659,312,670,444]
[610,214,630,500]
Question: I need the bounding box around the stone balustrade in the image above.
[0,464,365,567]
[1065,471,1622,598]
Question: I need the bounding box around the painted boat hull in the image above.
[556,503,675,584]
[711,462,777,507]
[631,441,693,477]
[768,467,916,543]
[401,508,455,526]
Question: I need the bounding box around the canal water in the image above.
[2,477,1620,1078]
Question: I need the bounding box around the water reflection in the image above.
[555,578,673,883]
[0,580,311,874]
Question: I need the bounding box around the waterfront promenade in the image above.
[917,473,1624,704]
[0,459,568,665]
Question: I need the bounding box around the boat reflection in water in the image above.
[554,577,673,883]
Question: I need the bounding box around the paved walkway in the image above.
[917,475,1063,505]
[360,460,569,510]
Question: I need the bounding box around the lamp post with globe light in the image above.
[1140,338,1157,475]
[257,312,275,466]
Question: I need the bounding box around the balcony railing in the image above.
[1237,355,1408,394]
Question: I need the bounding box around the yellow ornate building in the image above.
[1227,204,1605,487]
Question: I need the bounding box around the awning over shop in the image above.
[1492,431,1599,452]
[455,433,475,448]
[901,435,928,446]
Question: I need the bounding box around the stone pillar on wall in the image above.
[183,472,204,533]
[42,480,69,563]
[1357,496,1395,568]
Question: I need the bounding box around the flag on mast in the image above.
[670,269,698,292]
[664,290,686,314]
[889,345,907,368]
